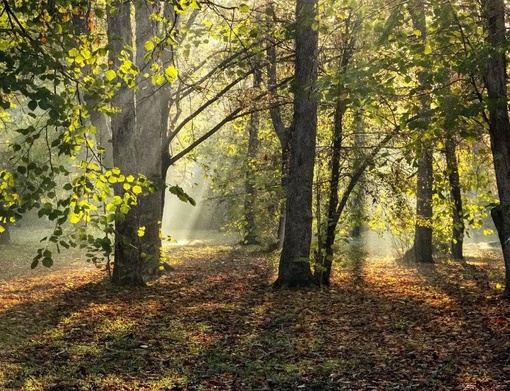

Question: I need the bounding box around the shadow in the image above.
[1,246,509,390]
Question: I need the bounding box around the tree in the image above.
[273,0,319,288]
[403,0,434,263]
[480,0,510,298]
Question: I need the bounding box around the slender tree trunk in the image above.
[349,117,366,238]
[481,0,510,298]
[320,99,346,285]
[274,0,318,288]
[243,69,262,245]
[444,135,464,260]
[266,11,290,250]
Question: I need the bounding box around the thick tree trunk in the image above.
[406,0,434,263]
[444,135,464,260]
[482,0,510,298]
[412,148,434,262]
[132,0,167,275]
[108,1,145,286]
[274,0,318,288]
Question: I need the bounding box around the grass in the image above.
[1,242,510,390]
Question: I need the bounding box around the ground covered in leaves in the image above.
[1,244,510,390]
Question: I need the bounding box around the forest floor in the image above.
[0,243,510,391]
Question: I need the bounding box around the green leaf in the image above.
[239,3,249,12]
[165,66,178,82]
[144,40,155,51]
[42,257,53,268]
[105,70,116,81]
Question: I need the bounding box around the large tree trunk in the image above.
[481,0,510,298]
[273,0,318,288]
[132,0,167,275]
[405,0,434,263]
[108,1,144,286]
[444,135,464,260]
[412,148,434,262]
[108,1,169,286]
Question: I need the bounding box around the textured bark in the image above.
[108,1,170,286]
[412,147,434,262]
[481,0,510,298]
[444,136,464,260]
[108,1,144,286]
[274,0,318,288]
[406,0,434,263]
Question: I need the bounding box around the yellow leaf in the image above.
[132,185,142,195]
[69,213,81,224]
[137,226,146,237]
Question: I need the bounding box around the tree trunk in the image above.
[273,0,318,288]
[406,0,434,263]
[108,1,145,286]
[266,11,290,251]
[444,135,464,260]
[243,69,262,245]
[412,148,434,262]
[481,0,510,298]
[319,99,346,285]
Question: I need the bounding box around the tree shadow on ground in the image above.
[1,246,510,390]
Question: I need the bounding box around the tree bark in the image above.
[107,0,171,286]
[481,0,510,298]
[266,10,290,250]
[444,135,464,260]
[405,0,434,263]
[319,99,347,285]
[273,0,318,288]
[243,69,262,245]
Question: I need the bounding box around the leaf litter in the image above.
[0,245,509,390]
